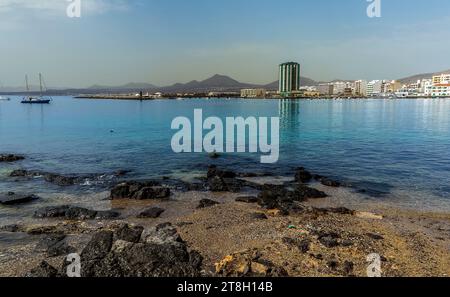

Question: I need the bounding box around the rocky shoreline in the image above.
[0,156,449,277]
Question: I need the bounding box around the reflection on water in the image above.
[278,99,301,131]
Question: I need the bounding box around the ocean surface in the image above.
[1,97,450,216]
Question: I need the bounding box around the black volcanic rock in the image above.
[0,192,40,205]
[34,205,120,221]
[320,178,341,187]
[114,224,144,243]
[294,168,313,183]
[25,261,60,277]
[0,154,25,162]
[76,224,202,277]
[110,181,170,200]
[10,170,130,187]
[137,207,165,219]
[197,199,220,209]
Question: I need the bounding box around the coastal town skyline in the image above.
[1,0,450,88]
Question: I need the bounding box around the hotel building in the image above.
[432,74,450,84]
[278,62,301,95]
[354,80,368,96]
[240,88,266,98]
[367,80,382,96]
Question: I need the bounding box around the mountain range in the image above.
[397,69,450,84]
[1,69,449,94]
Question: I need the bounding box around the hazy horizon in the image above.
[1,0,450,88]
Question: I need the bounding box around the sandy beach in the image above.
[1,170,449,277]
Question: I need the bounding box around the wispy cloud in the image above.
[0,0,132,31]
[0,0,130,15]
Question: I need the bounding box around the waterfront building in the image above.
[367,80,382,96]
[240,88,266,98]
[302,90,320,97]
[421,79,433,96]
[278,62,301,96]
[330,82,347,95]
[354,80,368,96]
[432,74,450,84]
[385,80,402,93]
[317,84,333,96]
[429,84,450,97]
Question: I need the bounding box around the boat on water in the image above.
[0,96,10,101]
[21,74,52,104]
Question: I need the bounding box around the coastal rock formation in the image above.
[197,199,220,209]
[206,165,254,192]
[294,167,313,183]
[0,154,25,162]
[207,165,237,179]
[76,223,203,277]
[114,224,144,243]
[110,181,170,200]
[25,261,60,278]
[34,205,120,220]
[293,185,328,200]
[320,178,341,187]
[137,207,165,219]
[10,169,129,187]
[0,192,40,205]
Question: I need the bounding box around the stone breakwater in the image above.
[0,158,450,277]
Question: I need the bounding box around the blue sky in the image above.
[1,0,450,88]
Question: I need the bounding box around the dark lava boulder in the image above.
[0,192,40,205]
[25,261,60,277]
[208,176,229,192]
[320,178,341,187]
[132,186,170,200]
[10,169,42,178]
[95,210,121,220]
[35,234,67,252]
[44,174,78,186]
[207,165,237,179]
[78,223,203,277]
[34,205,120,221]
[34,205,71,218]
[47,241,76,257]
[294,167,313,183]
[114,224,144,243]
[137,207,165,219]
[81,231,114,261]
[257,184,293,209]
[0,154,25,162]
[292,185,327,200]
[197,199,220,209]
[65,207,97,220]
[110,181,170,200]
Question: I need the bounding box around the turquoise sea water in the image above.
[0,97,450,211]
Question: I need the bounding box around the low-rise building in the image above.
[240,88,266,98]
[432,74,450,84]
[429,84,450,97]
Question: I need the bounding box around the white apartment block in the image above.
[367,80,382,96]
[354,80,368,96]
[432,74,450,84]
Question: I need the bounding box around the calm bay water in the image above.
[0,97,450,211]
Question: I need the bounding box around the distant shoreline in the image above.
[73,95,450,101]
